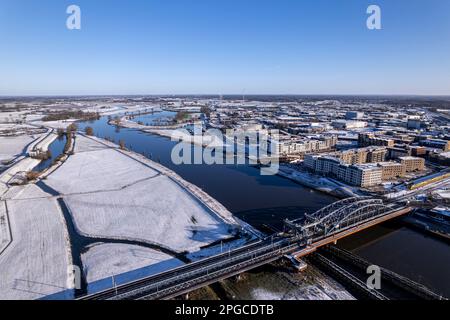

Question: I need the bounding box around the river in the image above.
[78,113,450,298]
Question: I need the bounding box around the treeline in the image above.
[43,110,100,122]
[174,111,189,123]
[57,123,78,155]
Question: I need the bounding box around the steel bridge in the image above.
[79,197,411,300]
[283,197,393,243]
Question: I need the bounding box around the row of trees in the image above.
[63,123,78,154]
[43,110,100,122]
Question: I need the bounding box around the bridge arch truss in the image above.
[285,197,391,239]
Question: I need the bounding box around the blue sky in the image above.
[1,0,449,96]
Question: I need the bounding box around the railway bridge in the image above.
[80,197,411,300]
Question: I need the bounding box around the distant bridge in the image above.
[79,197,411,300]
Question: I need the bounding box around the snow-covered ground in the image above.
[32,119,78,130]
[0,184,73,300]
[149,128,225,148]
[62,175,235,252]
[222,263,354,301]
[0,132,246,299]
[249,280,353,300]
[0,135,35,163]
[0,111,28,123]
[0,131,57,191]
[278,166,360,198]
[0,201,11,254]
[83,104,160,116]
[82,243,183,293]
[0,132,55,198]
[46,144,159,194]
[45,135,239,252]
[0,111,44,127]
[118,117,222,148]
[0,123,42,134]
[0,121,47,164]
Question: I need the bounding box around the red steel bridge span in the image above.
[79,197,412,300]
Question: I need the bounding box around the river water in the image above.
[33,135,67,172]
[78,113,450,298]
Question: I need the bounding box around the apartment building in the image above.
[400,156,426,172]
[340,148,368,165]
[352,165,383,187]
[304,154,319,170]
[367,147,388,163]
[419,139,450,152]
[314,156,341,175]
[276,140,307,155]
[388,147,410,159]
[409,146,427,157]
[378,162,406,180]
[276,135,337,156]
[336,147,387,165]
[304,155,382,187]
[358,133,395,148]
[338,164,382,187]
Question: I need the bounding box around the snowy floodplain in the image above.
[46,135,239,252]
[0,185,72,300]
[82,243,183,292]
[0,201,11,254]
[0,135,36,163]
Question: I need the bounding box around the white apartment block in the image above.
[304,155,383,187]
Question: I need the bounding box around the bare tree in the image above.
[85,126,94,136]
[119,140,126,150]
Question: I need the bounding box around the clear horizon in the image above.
[2,93,450,98]
[1,0,450,96]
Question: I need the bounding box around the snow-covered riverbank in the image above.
[277,166,361,198]
[0,130,57,197]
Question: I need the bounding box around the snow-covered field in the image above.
[0,131,57,193]
[83,104,160,116]
[0,184,72,300]
[46,145,158,194]
[46,135,238,252]
[118,117,226,148]
[32,119,77,130]
[0,111,44,127]
[0,111,28,123]
[82,243,183,292]
[0,135,36,162]
[63,175,234,252]
[0,201,11,254]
